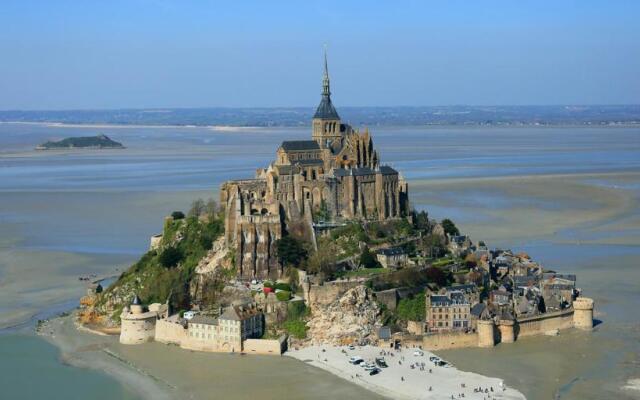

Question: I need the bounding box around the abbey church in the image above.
[220,54,410,279]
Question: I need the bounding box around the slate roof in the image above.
[293,158,324,166]
[220,303,260,321]
[379,165,398,175]
[430,295,451,306]
[190,315,218,325]
[333,166,398,177]
[280,140,320,152]
[470,303,487,318]
[313,95,340,119]
[445,284,477,293]
[377,247,406,256]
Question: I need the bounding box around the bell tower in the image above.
[312,49,342,146]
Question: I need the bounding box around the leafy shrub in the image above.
[425,266,449,287]
[275,236,308,267]
[284,319,307,339]
[396,292,426,321]
[441,218,460,236]
[287,301,308,320]
[359,246,380,269]
[159,246,183,268]
[276,290,291,301]
[263,281,274,288]
[171,211,185,220]
[275,282,291,291]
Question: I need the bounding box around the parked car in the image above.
[375,357,388,368]
[413,350,424,356]
[364,363,377,371]
[349,356,364,364]
[369,368,381,376]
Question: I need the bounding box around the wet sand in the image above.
[2,124,640,399]
[40,315,171,400]
[411,172,640,245]
[41,314,388,400]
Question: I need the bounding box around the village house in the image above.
[187,301,263,352]
[376,247,408,268]
[425,290,472,332]
[448,235,472,256]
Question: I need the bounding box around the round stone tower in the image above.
[120,295,157,345]
[573,297,594,330]
[477,319,496,348]
[498,319,515,344]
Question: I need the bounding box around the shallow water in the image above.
[0,334,137,400]
[0,123,639,399]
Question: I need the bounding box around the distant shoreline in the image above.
[1,120,639,130]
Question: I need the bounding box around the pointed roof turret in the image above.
[313,47,340,120]
[132,294,142,305]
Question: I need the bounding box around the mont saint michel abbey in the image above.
[221,54,410,279]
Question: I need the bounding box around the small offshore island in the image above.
[69,57,594,400]
[35,134,124,150]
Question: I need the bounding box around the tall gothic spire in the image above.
[322,47,331,97]
[313,47,340,120]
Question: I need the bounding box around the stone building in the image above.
[425,290,471,332]
[220,53,410,280]
[376,247,408,269]
[186,301,263,353]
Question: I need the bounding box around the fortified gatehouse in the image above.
[220,53,410,280]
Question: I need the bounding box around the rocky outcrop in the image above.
[305,285,381,345]
[195,236,231,274]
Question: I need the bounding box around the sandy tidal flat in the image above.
[288,345,525,400]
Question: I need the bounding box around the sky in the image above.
[0,0,639,110]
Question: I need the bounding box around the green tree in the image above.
[412,210,430,232]
[359,246,380,269]
[396,292,426,321]
[171,211,185,220]
[205,198,218,219]
[425,266,449,287]
[441,218,460,237]
[188,199,205,218]
[306,240,338,277]
[275,236,308,268]
[159,246,183,268]
[420,234,446,259]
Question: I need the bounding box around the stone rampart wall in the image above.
[516,309,574,337]
[422,331,479,350]
[244,335,287,355]
[155,319,187,345]
[307,280,363,306]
